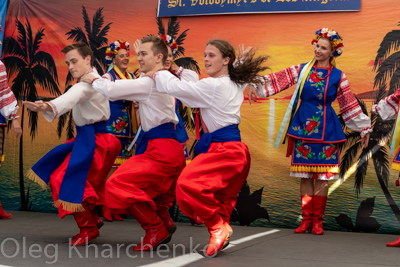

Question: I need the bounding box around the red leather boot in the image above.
[189,215,204,226]
[156,208,177,234]
[70,207,100,246]
[130,202,169,251]
[221,222,233,250]
[0,201,12,219]
[91,209,104,229]
[225,222,233,237]
[294,195,313,233]
[72,209,103,240]
[203,213,230,257]
[386,237,400,247]
[112,214,124,220]
[102,205,124,221]
[312,195,327,235]
[156,208,176,244]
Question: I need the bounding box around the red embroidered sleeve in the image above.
[383,88,400,113]
[337,73,363,122]
[261,64,301,97]
[0,61,19,119]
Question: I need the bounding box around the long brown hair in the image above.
[207,39,269,85]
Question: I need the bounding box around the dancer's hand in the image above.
[23,100,51,112]
[361,132,370,148]
[370,104,377,114]
[144,66,165,79]
[170,62,179,72]
[12,119,22,138]
[238,44,254,60]
[144,70,156,78]
[81,74,96,84]
[134,39,142,55]
[247,85,258,104]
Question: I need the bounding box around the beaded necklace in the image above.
[313,63,332,80]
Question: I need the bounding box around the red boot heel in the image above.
[156,208,177,244]
[129,202,169,251]
[294,195,313,234]
[0,201,12,219]
[70,205,100,246]
[387,237,400,247]
[312,195,327,235]
[203,214,230,257]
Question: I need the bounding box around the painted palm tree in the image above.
[373,20,400,96]
[58,6,112,140]
[338,21,400,225]
[65,5,112,78]
[56,85,75,140]
[156,10,200,75]
[338,95,400,223]
[335,197,381,232]
[230,181,269,226]
[2,18,60,210]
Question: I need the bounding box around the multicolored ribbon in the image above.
[274,58,315,149]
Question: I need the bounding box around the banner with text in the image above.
[158,0,361,17]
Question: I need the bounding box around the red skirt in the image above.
[105,138,186,212]
[49,133,121,218]
[176,141,250,222]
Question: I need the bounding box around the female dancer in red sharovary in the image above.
[151,40,269,256]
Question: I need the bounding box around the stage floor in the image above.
[0,211,398,267]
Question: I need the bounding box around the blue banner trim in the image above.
[158,0,360,17]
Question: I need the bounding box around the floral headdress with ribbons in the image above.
[311,28,344,57]
[105,40,130,66]
[159,34,178,56]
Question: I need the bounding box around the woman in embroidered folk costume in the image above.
[151,39,269,256]
[0,26,22,218]
[101,40,137,221]
[23,42,121,245]
[250,28,372,235]
[372,89,400,246]
[104,40,137,165]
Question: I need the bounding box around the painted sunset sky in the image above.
[3,0,400,97]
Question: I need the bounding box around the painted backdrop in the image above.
[2,0,400,234]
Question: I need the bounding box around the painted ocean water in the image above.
[1,100,400,235]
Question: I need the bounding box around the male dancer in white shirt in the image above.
[81,36,196,251]
[23,42,121,246]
